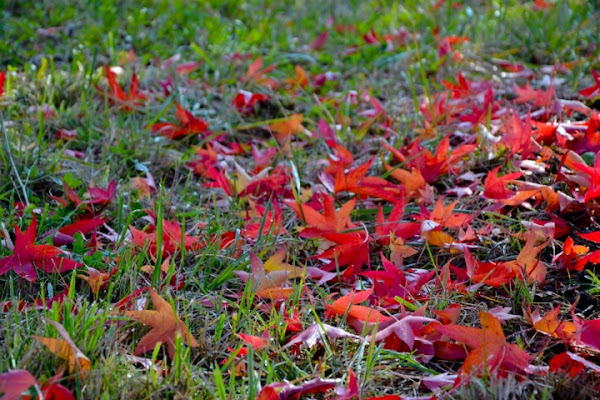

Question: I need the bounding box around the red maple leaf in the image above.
[513,83,555,107]
[374,200,421,244]
[549,352,600,378]
[87,179,117,206]
[362,254,433,305]
[311,231,371,279]
[388,136,476,184]
[0,216,81,282]
[442,71,471,99]
[285,194,356,238]
[482,166,523,200]
[130,219,199,258]
[501,112,538,159]
[436,312,532,378]
[333,157,404,202]
[58,218,106,237]
[579,70,600,99]
[98,66,147,109]
[232,90,269,114]
[151,104,209,139]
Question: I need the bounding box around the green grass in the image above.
[1,0,600,399]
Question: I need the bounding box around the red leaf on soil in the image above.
[238,331,270,351]
[372,315,435,350]
[312,231,371,277]
[334,368,359,400]
[577,318,600,351]
[554,237,589,271]
[272,378,339,400]
[0,216,81,282]
[333,157,404,202]
[37,371,75,400]
[501,112,538,159]
[579,231,600,243]
[256,386,279,400]
[318,118,337,147]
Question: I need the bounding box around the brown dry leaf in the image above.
[124,289,199,360]
[34,320,91,377]
[234,252,298,301]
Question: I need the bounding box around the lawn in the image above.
[1,0,600,399]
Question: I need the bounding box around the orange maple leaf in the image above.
[267,113,304,143]
[124,289,200,360]
[77,266,117,294]
[285,65,309,89]
[34,320,91,377]
[526,306,576,342]
[245,57,279,89]
[504,231,550,283]
[384,164,426,194]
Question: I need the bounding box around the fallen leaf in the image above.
[34,320,91,377]
[124,289,200,360]
[267,114,304,142]
[436,312,532,377]
[0,370,36,400]
[0,216,81,282]
[281,323,362,351]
